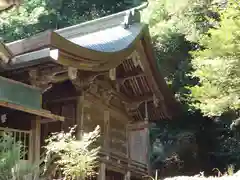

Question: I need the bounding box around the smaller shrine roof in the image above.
[0,76,64,121]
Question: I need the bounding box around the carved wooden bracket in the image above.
[28,69,49,90]
[28,66,67,91]
[68,67,104,91]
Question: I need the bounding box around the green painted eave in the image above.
[0,76,41,110]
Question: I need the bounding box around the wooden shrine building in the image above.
[0,42,64,166]
[0,4,179,180]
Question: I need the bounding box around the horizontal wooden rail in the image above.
[0,127,31,134]
[99,149,147,175]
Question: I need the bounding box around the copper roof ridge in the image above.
[56,2,148,38]
[6,2,148,46]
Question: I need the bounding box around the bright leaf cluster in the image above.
[191,0,240,116]
[44,125,100,179]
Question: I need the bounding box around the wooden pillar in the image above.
[126,123,131,175]
[76,95,85,139]
[124,171,131,180]
[97,163,106,180]
[144,121,151,175]
[125,129,129,158]
[97,110,109,180]
[29,116,41,164]
[75,96,85,180]
[144,101,151,175]
[103,110,110,149]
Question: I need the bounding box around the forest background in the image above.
[1,0,240,177]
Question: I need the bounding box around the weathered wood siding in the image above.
[83,104,104,146]
[129,122,148,165]
[109,116,127,155]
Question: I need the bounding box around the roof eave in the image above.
[140,27,182,117]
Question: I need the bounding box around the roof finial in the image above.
[122,1,149,29]
[123,9,141,29]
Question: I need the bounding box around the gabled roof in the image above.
[3,3,148,71]
[2,4,150,71]
[0,2,181,120]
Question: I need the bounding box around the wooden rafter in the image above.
[117,73,145,85]
[136,42,164,101]
[94,79,153,104]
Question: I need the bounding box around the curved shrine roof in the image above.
[4,8,148,71]
[0,4,181,121]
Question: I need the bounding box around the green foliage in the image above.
[0,133,36,180]
[142,0,213,42]
[0,0,136,42]
[150,115,202,176]
[44,125,100,179]
[0,0,48,41]
[150,113,240,176]
[141,0,214,110]
[191,0,240,116]
[142,0,240,175]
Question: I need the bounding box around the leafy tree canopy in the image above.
[190,0,240,117]
[141,0,214,109]
[0,0,135,42]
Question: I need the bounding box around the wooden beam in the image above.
[98,152,147,177]
[45,91,153,106]
[45,96,77,103]
[95,79,153,104]
[84,93,130,122]
[0,101,64,121]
